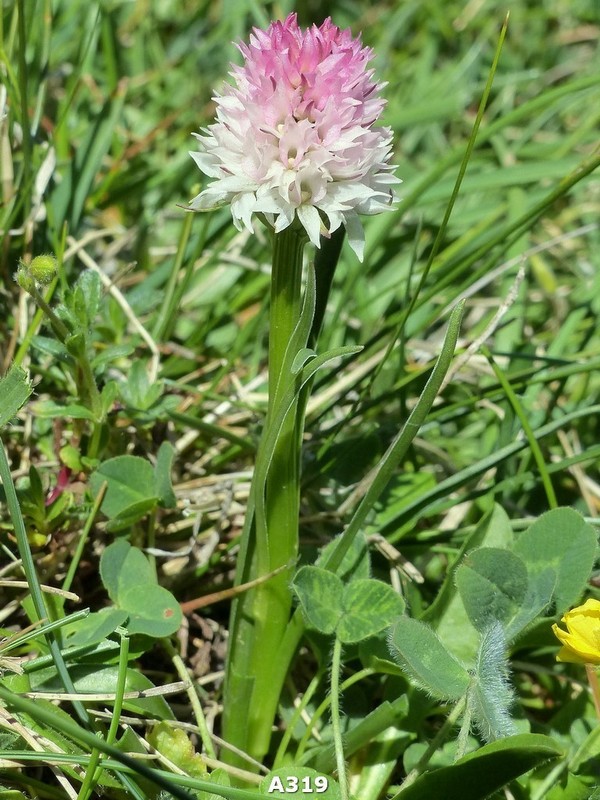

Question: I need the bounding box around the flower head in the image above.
[552,599,600,664]
[189,13,399,260]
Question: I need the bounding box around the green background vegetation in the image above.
[1,0,600,798]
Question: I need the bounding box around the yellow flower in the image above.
[552,599,600,664]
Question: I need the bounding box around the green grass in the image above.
[1,0,599,798]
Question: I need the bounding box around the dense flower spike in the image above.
[189,13,399,260]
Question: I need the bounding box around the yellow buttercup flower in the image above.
[552,599,600,665]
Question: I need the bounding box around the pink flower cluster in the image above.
[190,13,399,260]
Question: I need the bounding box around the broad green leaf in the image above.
[30,664,173,720]
[388,617,470,700]
[105,498,159,532]
[337,579,405,644]
[513,508,597,614]
[456,548,528,632]
[31,400,96,419]
[91,343,135,371]
[100,540,155,604]
[59,443,83,472]
[119,360,164,410]
[293,568,403,643]
[64,607,128,648]
[71,270,102,329]
[90,455,158,521]
[427,504,514,662]
[0,366,33,428]
[30,335,71,362]
[545,774,596,800]
[120,583,182,637]
[154,441,177,508]
[392,734,562,800]
[505,567,556,642]
[260,768,340,799]
[292,566,344,635]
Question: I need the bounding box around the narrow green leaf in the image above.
[291,347,317,374]
[69,87,127,230]
[0,366,33,428]
[154,441,177,508]
[316,530,371,583]
[306,697,409,773]
[322,300,464,576]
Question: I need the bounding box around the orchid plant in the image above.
[189,13,401,767]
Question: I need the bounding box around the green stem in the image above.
[295,667,375,762]
[331,637,348,800]
[273,668,326,768]
[393,695,468,796]
[14,278,60,367]
[28,283,103,423]
[29,283,71,341]
[586,663,600,719]
[78,355,103,421]
[79,628,130,800]
[251,301,465,729]
[165,639,217,760]
[268,228,306,412]
[222,226,307,764]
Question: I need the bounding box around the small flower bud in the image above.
[29,254,58,285]
[15,265,35,292]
